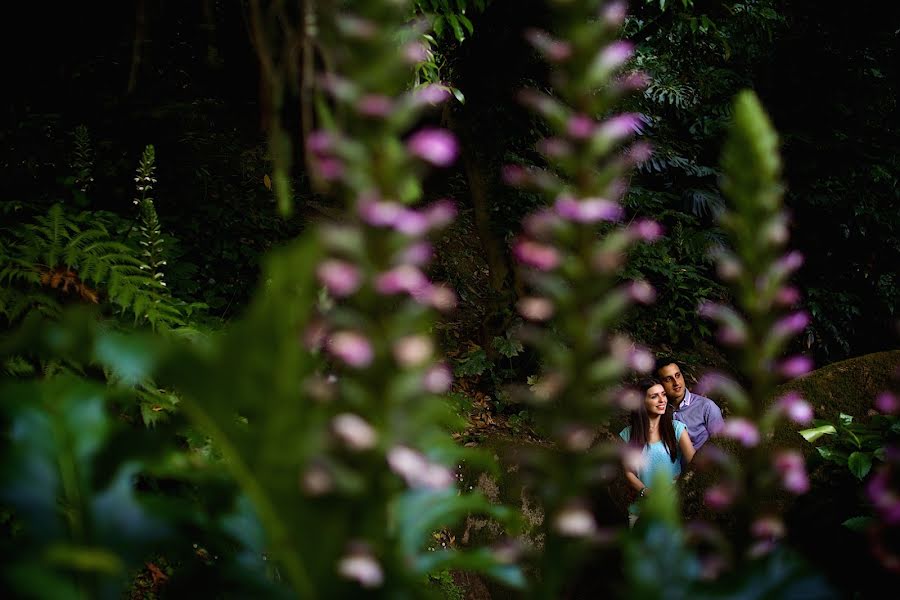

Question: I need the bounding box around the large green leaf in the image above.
[847,451,872,480]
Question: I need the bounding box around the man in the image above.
[655,358,724,451]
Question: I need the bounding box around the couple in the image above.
[619,359,725,526]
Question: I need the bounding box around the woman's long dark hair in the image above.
[628,379,678,463]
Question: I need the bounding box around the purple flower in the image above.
[522,209,560,239]
[867,467,900,524]
[332,413,378,450]
[554,504,597,537]
[537,137,573,158]
[773,312,810,338]
[626,141,654,165]
[356,94,394,118]
[566,114,595,140]
[424,199,457,228]
[628,219,663,241]
[336,15,378,39]
[716,417,760,447]
[338,546,383,588]
[513,239,561,271]
[775,286,801,306]
[328,331,374,368]
[317,259,362,297]
[423,363,453,393]
[398,241,433,266]
[392,335,433,367]
[502,164,528,186]
[704,484,736,511]
[317,157,345,181]
[307,130,335,155]
[403,41,429,64]
[627,280,657,304]
[774,450,810,494]
[777,392,814,424]
[394,209,429,236]
[629,348,655,373]
[876,392,900,415]
[779,355,813,378]
[615,71,650,93]
[387,445,454,490]
[597,41,634,73]
[775,251,804,273]
[601,1,627,27]
[300,463,333,496]
[525,29,572,62]
[375,265,429,295]
[517,297,554,321]
[554,196,623,223]
[597,113,641,142]
[413,84,450,106]
[359,199,403,227]
[407,128,459,167]
[751,516,785,540]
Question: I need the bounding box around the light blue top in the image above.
[619,420,687,515]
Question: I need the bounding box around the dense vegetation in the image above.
[1,1,897,598]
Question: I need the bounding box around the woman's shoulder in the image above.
[673,419,687,436]
[619,426,632,442]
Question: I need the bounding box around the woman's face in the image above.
[644,384,668,415]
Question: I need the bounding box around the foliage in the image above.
[800,412,899,481]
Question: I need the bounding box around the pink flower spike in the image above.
[777,392,814,424]
[751,516,786,540]
[423,363,453,393]
[628,348,655,373]
[513,239,561,271]
[328,331,374,368]
[425,199,457,229]
[616,71,651,93]
[517,297,555,321]
[875,392,900,415]
[407,128,459,167]
[522,209,560,239]
[779,355,813,378]
[717,417,760,447]
[525,29,572,62]
[627,141,654,164]
[597,41,634,73]
[317,259,362,297]
[554,505,597,537]
[566,114,595,140]
[394,209,429,236]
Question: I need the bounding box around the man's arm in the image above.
[706,400,725,436]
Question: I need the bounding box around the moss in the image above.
[773,349,900,424]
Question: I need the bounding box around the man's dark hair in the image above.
[654,356,683,376]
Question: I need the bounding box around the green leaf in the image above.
[848,451,872,480]
[842,516,875,532]
[798,424,836,442]
[839,412,854,426]
[816,446,848,464]
[446,14,465,41]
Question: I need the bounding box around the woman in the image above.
[619,379,696,526]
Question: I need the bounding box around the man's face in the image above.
[658,363,686,402]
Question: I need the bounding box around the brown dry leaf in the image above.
[146,562,168,585]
